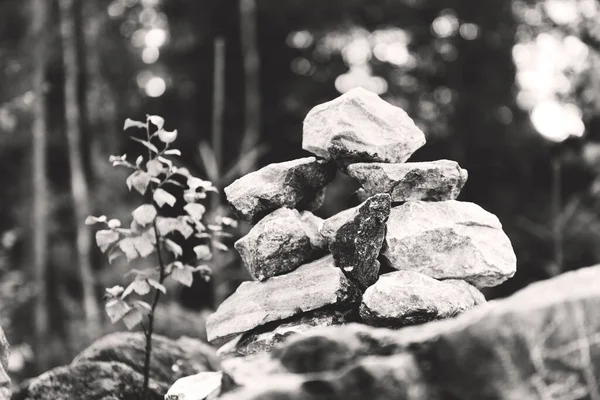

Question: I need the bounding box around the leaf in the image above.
[213,241,228,252]
[107,219,121,229]
[164,239,183,257]
[165,371,223,400]
[124,268,155,279]
[122,277,151,298]
[146,159,164,177]
[141,227,157,245]
[157,156,173,168]
[221,217,238,228]
[131,136,159,154]
[171,266,193,287]
[147,115,164,129]
[153,188,176,207]
[163,149,181,156]
[126,170,152,194]
[96,230,119,253]
[175,167,191,177]
[108,247,125,264]
[122,308,144,330]
[123,118,146,130]
[147,279,166,294]
[194,245,212,260]
[85,215,107,225]
[156,217,193,238]
[135,155,143,167]
[163,179,185,188]
[157,128,178,143]
[132,235,155,257]
[119,237,139,261]
[133,300,152,314]
[184,203,206,220]
[187,177,213,191]
[105,298,131,323]
[105,285,124,298]
[132,204,157,226]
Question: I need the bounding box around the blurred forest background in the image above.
[2,0,600,388]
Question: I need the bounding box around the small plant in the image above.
[86,115,235,399]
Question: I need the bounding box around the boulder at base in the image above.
[359,271,485,328]
[224,157,335,223]
[302,87,425,165]
[382,200,516,287]
[206,255,360,346]
[346,160,468,202]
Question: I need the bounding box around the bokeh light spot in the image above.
[145,76,166,97]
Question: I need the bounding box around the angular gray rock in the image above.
[323,194,391,289]
[224,308,354,357]
[359,271,485,328]
[235,208,327,281]
[206,255,360,345]
[347,160,468,202]
[381,200,516,287]
[302,87,426,165]
[224,157,335,223]
[246,264,600,400]
[0,324,9,400]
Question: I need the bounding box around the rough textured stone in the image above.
[223,308,355,357]
[224,157,335,223]
[234,208,327,281]
[302,87,426,164]
[72,332,214,386]
[165,371,223,400]
[359,271,485,328]
[382,200,516,287]
[206,255,360,345]
[18,361,165,400]
[0,324,9,400]
[220,265,600,399]
[327,194,391,289]
[347,160,468,202]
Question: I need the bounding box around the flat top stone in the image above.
[206,255,360,345]
[302,87,426,164]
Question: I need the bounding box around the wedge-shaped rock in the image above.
[303,87,426,164]
[224,157,335,223]
[222,308,354,357]
[235,209,327,281]
[206,255,360,345]
[321,194,391,289]
[381,201,516,288]
[347,160,468,202]
[360,271,485,328]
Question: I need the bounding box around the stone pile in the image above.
[206,87,517,356]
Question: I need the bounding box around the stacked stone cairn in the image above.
[206,87,517,356]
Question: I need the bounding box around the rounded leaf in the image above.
[147,115,165,129]
[157,129,178,144]
[132,204,157,226]
[153,188,176,207]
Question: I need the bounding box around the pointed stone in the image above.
[320,194,391,289]
[302,87,426,165]
[224,157,336,224]
[206,255,360,346]
[360,271,485,328]
[381,201,516,288]
[347,160,468,202]
[234,209,327,281]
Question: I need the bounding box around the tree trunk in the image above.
[58,0,101,335]
[239,0,261,172]
[30,0,49,372]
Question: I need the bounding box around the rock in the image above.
[175,336,221,371]
[261,265,600,399]
[382,200,516,287]
[326,194,391,289]
[206,255,361,346]
[72,332,214,387]
[234,208,327,281]
[165,371,223,400]
[359,271,485,328]
[347,160,468,202]
[225,308,355,357]
[19,361,165,400]
[224,157,336,223]
[302,87,426,165]
[220,353,287,391]
[0,324,9,400]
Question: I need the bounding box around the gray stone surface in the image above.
[327,194,391,289]
[220,264,600,400]
[235,208,326,281]
[302,87,426,165]
[359,271,485,328]
[347,160,468,202]
[382,200,516,287]
[206,255,360,346]
[224,157,336,223]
